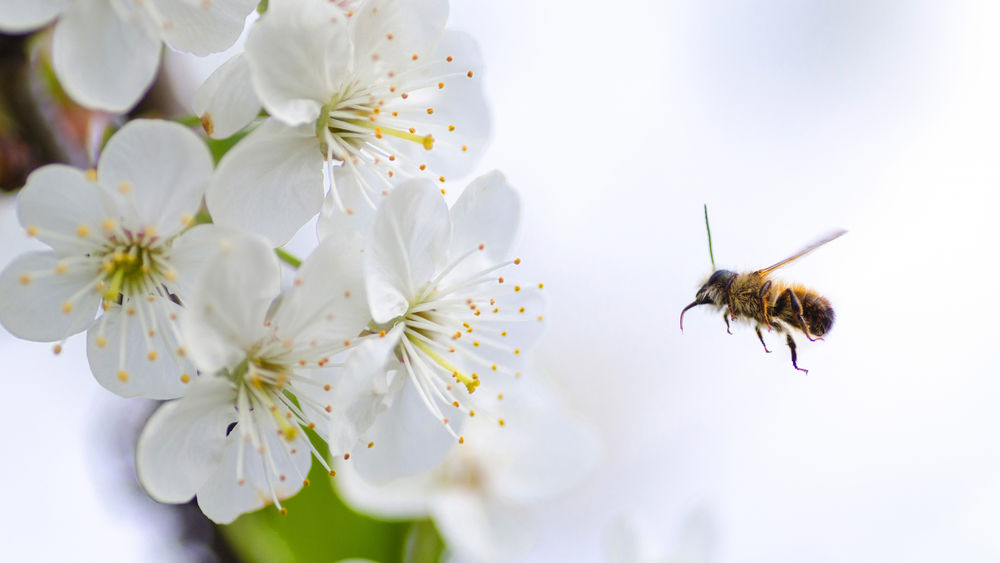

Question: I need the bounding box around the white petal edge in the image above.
[135,376,237,503]
[206,119,324,246]
[365,179,450,323]
[193,53,261,139]
[52,0,161,112]
[97,119,213,237]
[0,0,67,33]
[0,251,101,341]
[179,234,280,375]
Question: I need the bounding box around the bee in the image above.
[679,212,845,374]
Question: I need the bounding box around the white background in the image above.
[4,0,1000,561]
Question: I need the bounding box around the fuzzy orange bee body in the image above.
[680,230,845,373]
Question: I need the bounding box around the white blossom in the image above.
[335,378,599,562]
[0,0,258,113]
[137,231,372,523]
[0,119,219,398]
[329,171,544,484]
[203,0,489,244]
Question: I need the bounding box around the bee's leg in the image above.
[722,310,732,334]
[779,288,820,342]
[785,333,808,374]
[755,325,771,353]
[758,280,773,331]
[725,273,738,320]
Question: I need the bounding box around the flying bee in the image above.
[680,208,845,374]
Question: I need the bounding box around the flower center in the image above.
[96,230,169,304]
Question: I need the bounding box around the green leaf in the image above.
[219,440,430,562]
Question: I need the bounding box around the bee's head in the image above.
[680,269,734,332]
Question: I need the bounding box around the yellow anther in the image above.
[61,302,73,313]
[423,135,434,150]
[118,181,132,194]
[180,374,191,383]
[55,264,68,275]
[498,419,505,427]
[85,169,97,181]
[96,337,107,348]
[459,436,465,444]
[18,274,30,285]
[26,226,38,237]
[448,124,455,132]
[147,351,157,361]
[180,213,193,225]
[117,371,129,382]
[77,225,90,238]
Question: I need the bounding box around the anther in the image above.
[367,442,374,449]
[117,371,129,382]
[18,274,30,285]
[181,374,191,383]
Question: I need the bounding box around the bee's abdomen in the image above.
[773,286,835,337]
[800,292,834,337]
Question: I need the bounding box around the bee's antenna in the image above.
[703,204,716,270]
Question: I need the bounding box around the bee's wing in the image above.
[754,229,847,276]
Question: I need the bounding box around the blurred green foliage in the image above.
[220,441,444,563]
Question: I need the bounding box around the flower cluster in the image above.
[0,2,585,553]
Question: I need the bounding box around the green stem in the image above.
[275,248,303,269]
[703,203,716,270]
[403,520,445,563]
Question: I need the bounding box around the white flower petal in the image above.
[349,0,449,77]
[270,229,369,344]
[165,223,243,298]
[180,234,280,374]
[206,119,324,245]
[449,170,521,266]
[97,119,213,237]
[0,251,101,341]
[135,376,237,504]
[430,492,534,562]
[489,410,600,505]
[0,0,67,33]
[350,375,458,485]
[245,0,351,126]
[318,161,388,235]
[17,164,116,255]
[152,0,256,56]
[333,459,434,519]
[387,30,490,179]
[52,0,161,112]
[365,179,450,323]
[86,299,195,399]
[326,326,403,456]
[196,410,312,524]
[193,53,261,139]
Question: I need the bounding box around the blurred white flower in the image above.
[605,511,716,563]
[0,119,219,399]
[329,172,544,484]
[137,231,372,523]
[203,0,489,244]
[335,377,599,562]
[0,0,257,112]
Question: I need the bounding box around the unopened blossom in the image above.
[137,232,372,523]
[203,0,489,244]
[0,0,257,112]
[335,381,599,562]
[330,172,544,483]
[0,119,220,398]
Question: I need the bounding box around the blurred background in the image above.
[4,0,1000,561]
